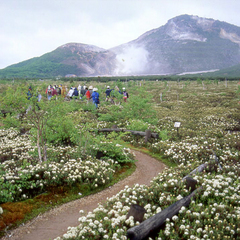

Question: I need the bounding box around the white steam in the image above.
[114,45,149,75]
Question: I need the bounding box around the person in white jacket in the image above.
[67,87,74,99]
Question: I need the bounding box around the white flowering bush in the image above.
[0,128,35,162]
[0,155,117,202]
[0,127,134,203]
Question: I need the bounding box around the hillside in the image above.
[1,14,240,78]
[0,43,116,78]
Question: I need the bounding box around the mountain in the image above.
[1,14,240,78]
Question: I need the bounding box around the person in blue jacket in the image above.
[92,88,100,108]
[105,86,113,102]
[72,87,79,100]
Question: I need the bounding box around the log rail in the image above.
[97,128,159,142]
[126,158,222,240]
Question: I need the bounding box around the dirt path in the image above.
[1,150,166,240]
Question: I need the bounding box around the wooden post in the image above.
[127,204,146,223]
[145,130,152,143]
[183,177,198,192]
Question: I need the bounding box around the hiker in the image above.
[57,85,62,95]
[122,87,129,102]
[105,86,114,102]
[72,87,79,99]
[67,87,74,99]
[92,88,100,108]
[27,86,32,100]
[52,86,58,99]
[89,86,93,100]
[46,85,52,101]
[109,88,117,104]
[80,85,86,99]
[86,86,93,104]
[85,87,90,103]
[61,86,67,97]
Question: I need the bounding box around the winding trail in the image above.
[1,150,166,240]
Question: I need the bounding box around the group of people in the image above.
[42,84,129,109]
[45,84,100,108]
[45,84,66,100]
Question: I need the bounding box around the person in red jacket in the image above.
[85,87,91,103]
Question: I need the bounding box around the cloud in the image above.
[114,45,149,75]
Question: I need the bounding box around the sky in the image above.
[1,0,240,69]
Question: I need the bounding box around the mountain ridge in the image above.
[1,14,240,78]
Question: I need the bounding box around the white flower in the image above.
[176,195,183,200]
[0,207,3,215]
[180,225,185,230]
[172,215,178,221]
[164,229,170,236]
[156,207,162,213]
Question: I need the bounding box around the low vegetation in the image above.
[0,79,239,239]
